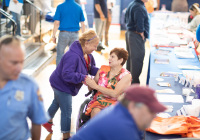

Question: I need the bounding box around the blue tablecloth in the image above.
[146,47,200,139]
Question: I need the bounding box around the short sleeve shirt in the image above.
[0,73,50,140]
[54,0,85,31]
[94,0,108,18]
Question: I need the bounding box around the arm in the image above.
[95,4,105,21]
[62,56,86,84]
[86,74,132,98]
[31,123,41,140]
[13,0,18,4]
[87,70,100,91]
[80,22,85,33]
[156,0,160,10]
[134,9,145,40]
[51,20,60,43]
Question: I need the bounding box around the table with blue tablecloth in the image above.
[145,12,200,140]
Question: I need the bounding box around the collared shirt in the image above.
[54,0,85,32]
[125,0,149,38]
[94,0,108,18]
[0,73,50,140]
[70,103,143,140]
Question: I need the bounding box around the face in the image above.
[84,40,99,54]
[0,41,24,81]
[128,102,156,130]
[109,53,123,67]
[189,9,196,17]
[142,0,149,3]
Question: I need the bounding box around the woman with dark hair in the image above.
[188,3,200,32]
[85,48,132,118]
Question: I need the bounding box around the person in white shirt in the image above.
[188,3,200,32]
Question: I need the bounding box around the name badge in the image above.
[15,90,24,101]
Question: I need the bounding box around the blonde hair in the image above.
[190,3,200,15]
[79,30,99,47]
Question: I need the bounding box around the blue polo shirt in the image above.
[0,73,50,140]
[94,0,108,18]
[196,24,200,42]
[54,0,85,32]
[5,0,23,7]
[125,0,149,38]
[70,103,143,140]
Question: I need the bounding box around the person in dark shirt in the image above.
[125,0,149,83]
[94,0,107,51]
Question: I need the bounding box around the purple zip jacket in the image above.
[49,41,98,96]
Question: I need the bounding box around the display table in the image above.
[145,12,200,139]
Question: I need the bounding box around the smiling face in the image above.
[109,52,123,67]
[84,40,99,54]
[0,40,24,81]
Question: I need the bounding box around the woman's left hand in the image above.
[85,77,98,89]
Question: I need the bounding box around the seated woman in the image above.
[188,3,200,32]
[85,48,132,118]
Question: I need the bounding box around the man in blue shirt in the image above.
[51,0,85,65]
[4,0,23,36]
[0,35,50,140]
[125,0,149,84]
[94,0,107,51]
[70,85,166,140]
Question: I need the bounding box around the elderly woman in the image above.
[85,48,132,118]
[43,30,99,140]
[188,3,200,32]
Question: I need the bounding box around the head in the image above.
[141,0,149,3]
[120,84,166,130]
[0,35,25,82]
[109,48,128,67]
[189,3,200,17]
[79,30,99,54]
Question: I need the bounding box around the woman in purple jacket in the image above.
[43,30,99,140]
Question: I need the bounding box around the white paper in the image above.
[156,94,184,103]
[8,1,23,14]
[178,65,200,70]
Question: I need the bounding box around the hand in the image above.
[100,14,106,21]
[139,32,145,40]
[13,0,18,4]
[85,77,98,89]
[50,37,56,44]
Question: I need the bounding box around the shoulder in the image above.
[119,68,131,79]
[100,65,110,72]
[14,73,38,90]
[17,73,37,85]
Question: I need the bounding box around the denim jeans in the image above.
[56,31,79,65]
[48,88,72,133]
[6,11,21,36]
